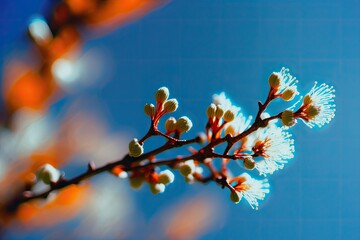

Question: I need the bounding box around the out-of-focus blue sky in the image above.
[1,0,359,239]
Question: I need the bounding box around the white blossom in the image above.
[245,125,295,176]
[233,173,270,210]
[300,82,336,128]
[212,92,253,135]
[225,112,253,136]
[272,67,299,95]
[212,92,240,114]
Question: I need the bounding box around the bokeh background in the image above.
[0,0,359,239]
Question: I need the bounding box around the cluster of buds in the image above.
[128,168,175,195]
[122,68,335,209]
[31,68,335,210]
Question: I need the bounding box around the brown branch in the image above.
[5,88,283,212]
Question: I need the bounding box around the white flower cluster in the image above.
[214,68,335,209]
[300,82,336,128]
[212,92,253,136]
[230,173,270,210]
[246,125,295,176]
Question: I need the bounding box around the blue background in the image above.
[1,0,359,239]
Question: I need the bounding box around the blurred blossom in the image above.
[52,49,109,92]
[0,109,55,165]
[75,177,135,239]
[147,192,225,240]
[14,184,92,228]
[28,16,53,46]
[59,105,129,164]
[84,0,169,34]
[52,58,80,87]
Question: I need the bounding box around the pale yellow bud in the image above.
[158,170,175,185]
[149,183,165,194]
[176,116,193,133]
[165,117,177,132]
[303,95,312,105]
[206,104,216,118]
[281,110,296,127]
[163,98,178,113]
[230,191,242,204]
[306,105,320,119]
[128,138,143,157]
[224,110,235,122]
[179,160,195,176]
[144,103,155,117]
[243,157,256,170]
[215,106,224,119]
[268,73,281,88]
[155,87,169,103]
[281,89,296,101]
[37,164,61,185]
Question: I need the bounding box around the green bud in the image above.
[230,191,242,204]
[149,183,165,194]
[129,177,144,189]
[179,160,195,176]
[281,89,295,101]
[243,157,256,170]
[268,73,281,88]
[224,110,235,122]
[303,95,312,105]
[306,105,320,119]
[158,170,175,185]
[37,164,61,185]
[128,138,144,157]
[281,110,296,127]
[215,106,224,119]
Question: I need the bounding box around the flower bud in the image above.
[215,106,224,119]
[224,110,235,122]
[303,95,312,105]
[129,177,144,189]
[149,183,165,194]
[176,116,193,133]
[184,174,195,183]
[306,105,320,119]
[163,98,178,113]
[165,117,177,132]
[281,110,296,127]
[225,125,236,136]
[144,103,155,117]
[206,104,216,118]
[268,73,281,88]
[230,191,242,204]
[243,157,256,170]
[155,87,169,103]
[179,160,195,176]
[158,170,175,185]
[37,164,61,185]
[197,132,207,144]
[112,166,128,179]
[128,138,143,157]
[281,89,296,101]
